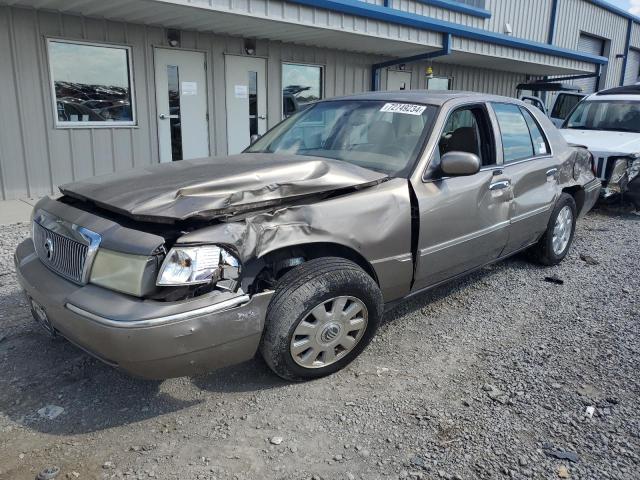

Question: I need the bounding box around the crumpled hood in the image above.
[559,129,640,154]
[59,154,388,222]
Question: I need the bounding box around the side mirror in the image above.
[440,151,481,176]
[250,134,261,145]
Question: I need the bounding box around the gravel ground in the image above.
[0,208,639,480]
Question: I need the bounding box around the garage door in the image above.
[575,33,605,93]
[624,48,640,85]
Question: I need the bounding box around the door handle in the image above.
[546,168,558,177]
[159,114,179,120]
[258,115,267,120]
[489,180,511,191]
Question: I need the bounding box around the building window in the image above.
[47,39,136,127]
[427,76,452,90]
[282,63,323,118]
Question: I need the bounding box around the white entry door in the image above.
[387,70,412,91]
[225,55,267,154]
[154,48,209,162]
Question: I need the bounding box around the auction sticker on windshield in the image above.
[380,103,427,115]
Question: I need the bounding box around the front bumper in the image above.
[14,239,273,379]
[581,178,601,218]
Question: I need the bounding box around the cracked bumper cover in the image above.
[14,239,273,379]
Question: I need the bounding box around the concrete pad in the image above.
[0,200,33,225]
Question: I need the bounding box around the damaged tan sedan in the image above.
[15,92,600,381]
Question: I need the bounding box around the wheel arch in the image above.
[243,242,380,293]
[561,185,585,215]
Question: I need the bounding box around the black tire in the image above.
[260,257,383,381]
[529,193,577,266]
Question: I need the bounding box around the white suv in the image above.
[560,85,640,207]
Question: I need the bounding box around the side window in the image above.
[492,103,534,163]
[551,94,582,120]
[437,106,495,167]
[520,108,550,156]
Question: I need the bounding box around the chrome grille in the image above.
[32,210,101,284]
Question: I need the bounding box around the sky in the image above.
[607,0,640,16]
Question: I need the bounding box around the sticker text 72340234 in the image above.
[380,103,427,115]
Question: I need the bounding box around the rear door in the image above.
[411,103,511,290]
[490,103,560,256]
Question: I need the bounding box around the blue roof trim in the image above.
[415,0,491,19]
[287,0,608,65]
[585,0,639,25]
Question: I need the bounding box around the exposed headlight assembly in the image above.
[156,245,240,286]
[629,154,640,183]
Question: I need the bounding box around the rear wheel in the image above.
[529,193,577,265]
[260,257,382,381]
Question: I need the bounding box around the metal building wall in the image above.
[393,0,552,43]
[0,3,595,201]
[0,6,384,200]
[632,21,640,50]
[554,0,628,89]
[483,0,552,43]
[382,60,526,96]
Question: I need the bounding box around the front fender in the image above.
[177,178,414,302]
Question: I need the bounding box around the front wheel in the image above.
[529,193,577,266]
[260,257,383,381]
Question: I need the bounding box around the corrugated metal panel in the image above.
[554,0,628,90]
[379,57,525,95]
[624,48,640,85]
[484,0,551,43]
[394,0,485,28]
[394,0,551,43]
[0,5,387,200]
[575,33,604,93]
[632,21,640,50]
[0,6,164,200]
[451,36,595,75]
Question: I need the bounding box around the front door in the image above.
[225,55,267,154]
[411,103,511,291]
[154,48,209,162]
[387,70,412,91]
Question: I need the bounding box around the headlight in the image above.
[157,245,239,286]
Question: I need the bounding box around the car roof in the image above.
[323,90,520,107]
[586,84,640,102]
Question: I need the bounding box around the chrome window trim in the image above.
[421,100,501,183]
[32,209,102,284]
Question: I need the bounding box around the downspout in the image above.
[548,0,559,45]
[542,0,559,104]
[620,18,633,86]
[371,33,452,91]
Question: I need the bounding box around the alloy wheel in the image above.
[552,205,573,255]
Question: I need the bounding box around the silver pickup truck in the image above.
[14,92,600,381]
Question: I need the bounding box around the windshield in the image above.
[563,100,640,133]
[246,100,437,176]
